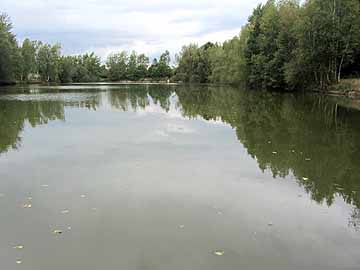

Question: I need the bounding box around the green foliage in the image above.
[0,13,22,83]
[243,0,360,90]
[136,53,149,79]
[106,51,128,81]
[174,0,360,91]
[37,42,61,82]
[148,51,172,79]
[20,39,37,81]
[2,2,360,88]
[174,43,213,83]
[209,34,248,84]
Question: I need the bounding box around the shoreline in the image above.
[2,80,360,101]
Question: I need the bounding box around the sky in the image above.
[2,0,266,61]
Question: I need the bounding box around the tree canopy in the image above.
[1,1,360,89]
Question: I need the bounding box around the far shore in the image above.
[1,79,360,101]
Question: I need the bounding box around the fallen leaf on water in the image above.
[22,204,32,208]
[16,259,22,264]
[53,230,63,235]
[60,209,70,214]
[302,177,309,181]
[13,245,24,250]
[272,151,278,155]
[214,250,225,256]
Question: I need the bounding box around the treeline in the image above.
[174,0,360,90]
[0,13,173,84]
[2,0,360,89]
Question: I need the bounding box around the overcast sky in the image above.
[2,0,266,60]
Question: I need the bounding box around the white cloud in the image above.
[3,0,267,59]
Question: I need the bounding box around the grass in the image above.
[331,78,360,94]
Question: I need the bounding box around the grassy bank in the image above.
[329,79,360,99]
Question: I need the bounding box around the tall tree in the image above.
[21,38,37,81]
[0,13,21,83]
[37,42,61,82]
[106,52,128,81]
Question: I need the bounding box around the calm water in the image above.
[0,84,360,270]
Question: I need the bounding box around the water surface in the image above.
[0,84,360,270]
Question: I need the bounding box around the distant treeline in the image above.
[1,0,360,90]
[0,13,173,84]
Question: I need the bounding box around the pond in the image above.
[0,84,360,269]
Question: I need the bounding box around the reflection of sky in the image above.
[3,0,267,60]
[0,87,360,269]
[133,94,231,127]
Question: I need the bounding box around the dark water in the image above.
[0,84,359,270]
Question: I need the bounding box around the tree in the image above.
[159,50,172,78]
[127,51,138,81]
[286,0,360,89]
[0,13,21,83]
[136,53,149,79]
[59,56,76,83]
[175,43,214,83]
[37,42,61,82]
[106,52,128,81]
[148,58,160,78]
[21,39,37,81]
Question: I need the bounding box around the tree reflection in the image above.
[175,86,360,216]
[0,92,100,154]
[1,85,359,227]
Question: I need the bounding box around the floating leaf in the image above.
[53,230,63,235]
[214,250,225,256]
[16,259,22,264]
[22,204,32,208]
[13,245,24,250]
[272,151,278,155]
